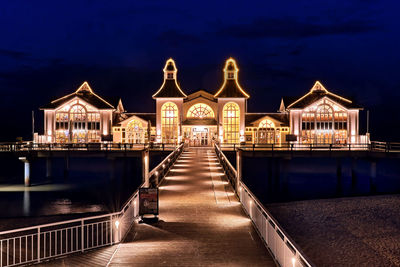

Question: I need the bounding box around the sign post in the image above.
[139,187,159,222]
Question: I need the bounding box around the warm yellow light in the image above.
[287,81,352,109]
[152,58,187,98]
[214,58,250,98]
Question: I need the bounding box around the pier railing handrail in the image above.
[0,144,184,267]
[214,144,237,177]
[214,143,314,267]
[0,142,180,152]
[239,182,314,267]
[218,141,400,153]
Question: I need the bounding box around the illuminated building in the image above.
[40,82,116,143]
[39,59,365,145]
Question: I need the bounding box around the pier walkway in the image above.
[38,148,275,266]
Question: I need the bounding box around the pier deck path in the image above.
[38,148,275,266]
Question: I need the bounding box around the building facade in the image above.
[39,58,365,145]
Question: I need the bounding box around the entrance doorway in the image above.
[191,127,209,146]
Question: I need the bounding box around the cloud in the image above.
[217,17,378,39]
[0,49,30,60]
[157,30,202,47]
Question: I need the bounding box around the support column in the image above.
[64,155,69,180]
[236,149,242,192]
[351,158,357,194]
[336,158,342,196]
[109,157,116,180]
[370,161,377,194]
[19,157,31,187]
[142,149,149,187]
[46,157,52,180]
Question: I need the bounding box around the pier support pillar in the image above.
[351,158,358,193]
[64,156,69,180]
[46,157,52,180]
[336,158,342,196]
[236,149,242,192]
[19,157,31,187]
[109,157,116,181]
[142,149,149,187]
[370,161,377,193]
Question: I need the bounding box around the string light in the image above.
[152,58,187,98]
[214,58,250,98]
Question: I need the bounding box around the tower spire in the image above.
[152,58,187,98]
[214,58,250,98]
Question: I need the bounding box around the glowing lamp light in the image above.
[155,171,159,176]
[115,220,120,229]
[292,257,296,267]
[162,164,166,168]
[47,130,52,135]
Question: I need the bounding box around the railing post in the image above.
[236,149,242,192]
[37,227,40,262]
[110,215,113,245]
[142,149,150,187]
[81,219,84,252]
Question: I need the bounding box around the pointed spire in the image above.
[164,58,177,80]
[153,58,187,98]
[214,58,250,98]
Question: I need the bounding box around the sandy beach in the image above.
[267,195,400,267]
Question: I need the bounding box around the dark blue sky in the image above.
[0,0,399,140]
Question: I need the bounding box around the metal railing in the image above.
[219,141,400,153]
[0,144,184,267]
[0,142,179,153]
[215,144,314,267]
[148,143,184,186]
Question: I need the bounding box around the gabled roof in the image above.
[114,113,156,126]
[287,81,362,109]
[153,58,187,98]
[214,58,250,98]
[184,89,217,103]
[40,82,115,110]
[245,113,289,127]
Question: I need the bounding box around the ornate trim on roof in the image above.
[152,58,187,98]
[287,81,361,109]
[214,58,250,98]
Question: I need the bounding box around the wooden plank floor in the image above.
[38,148,275,266]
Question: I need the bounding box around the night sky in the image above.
[0,1,399,141]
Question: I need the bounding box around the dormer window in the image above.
[228,72,234,79]
[167,73,174,79]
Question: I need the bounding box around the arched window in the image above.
[161,102,178,143]
[315,104,333,144]
[259,119,275,129]
[69,104,87,143]
[257,119,276,144]
[126,119,145,144]
[187,103,215,118]
[223,102,240,144]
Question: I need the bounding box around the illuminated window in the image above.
[70,104,87,143]
[223,102,240,144]
[126,119,146,144]
[259,119,275,129]
[187,103,215,119]
[161,102,178,143]
[301,102,348,144]
[167,73,173,79]
[257,119,276,144]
